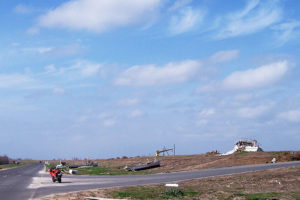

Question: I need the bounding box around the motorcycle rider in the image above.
[49,167,62,183]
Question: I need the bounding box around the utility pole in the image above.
[173,144,176,156]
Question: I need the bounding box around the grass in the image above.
[41,165,300,200]
[110,186,192,199]
[45,162,153,175]
[0,164,24,170]
[111,188,293,200]
[235,192,282,200]
[76,165,152,176]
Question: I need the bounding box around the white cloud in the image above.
[195,108,215,126]
[52,61,102,78]
[37,0,162,32]
[77,115,89,123]
[44,64,56,73]
[24,44,84,57]
[195,119,208,126]
[14,4,44,15]
[118,98,139,106]
[278,109,300,123]
[129,109,144,118]
[237,105,270,118]
[234,93,253,101]
[197,108,215,117]
[14,4,31,14]
[169,7,205,35]
[103,119,116,127]
[79,63,101,77]
[209,50,239,63]
[115,60,201,86]
[272,21,300,46]
[52,87,65,95]
[37,47,53,54]
[223,61,289,90]
[168,0,193,11]
[98,113,109,120]
[46,44,84,57]
[14,4,35,14]
[0,74,34,88]
[216,0,282,39]
[22,47,53,54]
[97,113,116,127]
[26,27,40,35]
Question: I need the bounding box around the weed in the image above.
[235,192,281,200]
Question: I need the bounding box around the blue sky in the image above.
[0,0,300,159]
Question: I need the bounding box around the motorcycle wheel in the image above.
[52,177,56,182]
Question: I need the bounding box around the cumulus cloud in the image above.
[223,61,289,90]
[37,0,162,32]
[209,50,239,63]
[115,60,201,86]
[278,109,300,123]
[237,105,270,118]
[169,7,205,35]
[216,0,282,39]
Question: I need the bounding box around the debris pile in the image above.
[0,155,9,165]
[124,159,160,171]
[222,140,263,155]
[68,160,99,169]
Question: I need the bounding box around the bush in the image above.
[164,188,184,197]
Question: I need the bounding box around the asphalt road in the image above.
[1,161,300,199]
[0,164,43,199]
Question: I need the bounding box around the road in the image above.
[0,161,300,199]
[0,164,43,199]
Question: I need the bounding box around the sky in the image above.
[0,0,300,160]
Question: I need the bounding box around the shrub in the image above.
[164,188,184,197]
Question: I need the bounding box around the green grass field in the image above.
[76,165,151,176]
[45,163,152,175]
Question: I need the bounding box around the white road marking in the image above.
[28,177,113,189]
[28,169,114,189]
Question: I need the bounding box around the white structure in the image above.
[222,140,263,155]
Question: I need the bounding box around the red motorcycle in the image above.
[49,168,62,183]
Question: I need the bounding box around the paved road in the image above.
[1,161,300,199]
[0,164,43,199]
